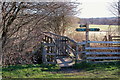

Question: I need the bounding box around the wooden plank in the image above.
[86,52,120,55]
[56,57,75,67]
[43,32,77,45]
[77,41,120,45]
[111,44,120,47]
[87,57,120,60]
[77,42,86,45]
[112,39,120,41]
[111,36,120,38]
[94,61,120,63]
[67,45,76,52]
[65,37,77,44]
[87,41,120,44]
[85,47,120,50]
[111,43,120,45]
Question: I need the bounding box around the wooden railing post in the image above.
[75,43,79,63]
[41,43,47,64]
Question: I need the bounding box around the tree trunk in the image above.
[118,0,120,35]
[0,3,2,66]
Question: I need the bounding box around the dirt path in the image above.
[50,67,81,74]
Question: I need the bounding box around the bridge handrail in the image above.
[43,32,77,44]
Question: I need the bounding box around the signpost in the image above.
[86,24,89,47]
[76,24,100,47]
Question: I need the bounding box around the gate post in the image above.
[75,43,79,63]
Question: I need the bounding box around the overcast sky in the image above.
[75,0,118,18]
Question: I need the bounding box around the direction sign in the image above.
[79,25,87,27]
[76,28,100,31]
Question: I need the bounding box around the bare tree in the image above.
[46,2,79,36]
[0,2,24,65]
[117,1,119,22]
[110,0,120,34]
[0,2,80,65]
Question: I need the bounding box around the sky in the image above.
[75,0,118,18]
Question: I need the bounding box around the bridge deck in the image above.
[56,57,75,67]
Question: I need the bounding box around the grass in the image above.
[89,25,118,31]
[2,64,62,78]
[2,61,120,78]
[73,61,120,78]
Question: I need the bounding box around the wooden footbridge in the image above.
[41,32,120,67]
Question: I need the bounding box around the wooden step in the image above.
[111,36,120,38]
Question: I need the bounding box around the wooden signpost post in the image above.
[76,24,100,47]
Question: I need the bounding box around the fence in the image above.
[84,41,120,62]
[41,32,120,64]
[103,35,120,41]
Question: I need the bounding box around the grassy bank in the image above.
[73,61,120,78]
[2,64,61,78]
[2,61,120,78]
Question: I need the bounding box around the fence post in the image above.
[86,24,89,47]
[88,40,90,47]
[75,43,79,63]
[108,35,112,41]
[102,36,108,46]
[108,35,112,46]
[81,40,86,61]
